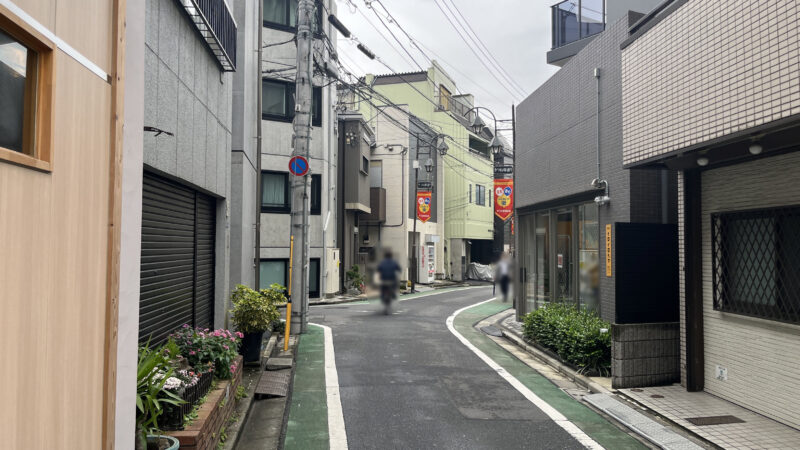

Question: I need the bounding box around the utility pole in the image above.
[411,158,419,293]
[290,0,314,334]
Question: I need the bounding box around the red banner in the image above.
[494,179,513,221]
[417,191,432,223]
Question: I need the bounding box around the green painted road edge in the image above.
[284,325,329,450]
[455,300,647,450]
[325,285,485,306]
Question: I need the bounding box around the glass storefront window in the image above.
[535,213,550,308]
[579,203,600,311]
[556,210,574,304]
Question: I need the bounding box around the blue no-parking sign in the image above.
[288,156,309,176]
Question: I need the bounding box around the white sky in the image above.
[334,0,559,137]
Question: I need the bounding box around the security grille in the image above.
[711,206,800,324]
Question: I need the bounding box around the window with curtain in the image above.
[260,259,288,290]
[262,79,322,126]
[262,171,289,212]
[476,185,486,206]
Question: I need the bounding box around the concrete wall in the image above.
[622,0,800,166]
[699,152,800,429]
[144,0,233,324]
[229,0,260,292]
[260,0,339,296]
[115,0,146,447]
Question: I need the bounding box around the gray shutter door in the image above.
[140,172,216,343]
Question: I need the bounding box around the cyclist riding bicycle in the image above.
[376,249,402,315]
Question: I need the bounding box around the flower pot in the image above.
[146,435,179,450]
[239,331,265,363]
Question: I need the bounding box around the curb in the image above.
[492,312,611,395]
[224,334,278,450]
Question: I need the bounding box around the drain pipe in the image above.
[255,0,263,289]
[593,67,609,205]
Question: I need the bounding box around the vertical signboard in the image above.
[494,179,513,221]
[417,191,432,223]
[606,224,612,277]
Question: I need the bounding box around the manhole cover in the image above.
[685,415,745,426]
[255,369,291,398]
[480,325,503,337]
[650,394,664,398]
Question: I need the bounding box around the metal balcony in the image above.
[548,0,605,66]
[177,0,237,71]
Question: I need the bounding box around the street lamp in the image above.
[465,106,504,156]
[424,158,434,173]
[436,136,449,155]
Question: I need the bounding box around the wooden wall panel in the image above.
[55,0,113,73]
[0,50,112,448]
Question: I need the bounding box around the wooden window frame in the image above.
[0,6,55,172]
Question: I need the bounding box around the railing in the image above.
[551,0,605,49]
[178,0,237,71]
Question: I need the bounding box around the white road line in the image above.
[446,299,604,450]
[314,286,482,308]
[310,323,348,450]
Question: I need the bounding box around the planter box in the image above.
[166,356,243,450]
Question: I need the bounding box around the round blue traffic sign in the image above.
[504,187,512,196]
[289,156,309,176]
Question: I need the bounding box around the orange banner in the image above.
[417,191,432,223]
[494,179,513,221]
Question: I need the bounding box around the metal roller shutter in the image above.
[139,172,216,343]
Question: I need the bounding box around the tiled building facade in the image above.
[622,0,800,430]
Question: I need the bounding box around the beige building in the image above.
[621,0,800,429]
[0,0,127,447]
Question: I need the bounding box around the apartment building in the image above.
[357,62,496,281]
[259,0,340,298]
[354,105,446,284]
[515,0,676,389]
[620,0,800,428]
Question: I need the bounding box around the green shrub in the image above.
[345,265,365,292]
[522,303,611,375]
[230,284,282,334]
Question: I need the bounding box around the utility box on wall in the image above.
[325,248,340,297]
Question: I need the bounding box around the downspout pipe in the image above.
[255,0,263,289]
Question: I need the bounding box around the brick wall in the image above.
[622,0,800,166]
[612,323,679,388]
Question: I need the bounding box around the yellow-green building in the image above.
[356,62,496,280]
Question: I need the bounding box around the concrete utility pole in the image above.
[290,0,314,334]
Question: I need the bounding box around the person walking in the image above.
[496,253,511,302]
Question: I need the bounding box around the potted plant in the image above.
[230,284,282,363]
[345,265,365,295]
[135,341,184,450]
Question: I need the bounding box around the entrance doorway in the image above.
[556,210,574,303]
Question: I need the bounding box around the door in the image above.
[139,172,216,343]
[556,210,574,304]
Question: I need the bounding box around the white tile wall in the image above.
[622,0,800,165]
[700,151,800,429]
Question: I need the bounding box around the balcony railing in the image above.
[178,0,237,71]
[551,0,605,49]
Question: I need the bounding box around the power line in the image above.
[441,0,528,95]
[364,0,424,71]
[431,0,523,101]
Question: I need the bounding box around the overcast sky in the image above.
[334,0,559,137]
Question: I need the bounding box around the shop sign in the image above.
[417,191,432,223]
[494,179,513,221]
[606,224,612,277]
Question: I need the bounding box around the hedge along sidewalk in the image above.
[453,299,647,450]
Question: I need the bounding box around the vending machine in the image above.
[416,243,436,284]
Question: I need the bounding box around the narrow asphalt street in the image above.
[304,286,634,450]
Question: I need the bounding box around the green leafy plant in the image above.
[235,385,247,400]
[345,265,365,292]
[136,341,185,443]
[522,303,611,375]
[230,284,282,334]
[170,326,242,379]
[272,319,286,334]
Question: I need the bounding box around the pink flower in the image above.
[189,350,196,355]
[182,324,190,328]
[223,345,229,350]
[235,332,244,338]
[230,337,236,342]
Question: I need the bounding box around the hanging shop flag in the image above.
[417,191,432,223]
[494,179,513,221]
